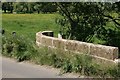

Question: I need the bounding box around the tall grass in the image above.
[2,33,120,78]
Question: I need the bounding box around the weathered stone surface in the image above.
[36,31,119,61]
[92,56,116,68]
[66,40,78,52]
[36,41,42,47]
[90,44,118,60]
[112,47,119,59]
[53,38,66,49]
[41,36,53,47]
[36,32,42,43]
[76,41,89,54]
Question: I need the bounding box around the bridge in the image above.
[36,31,119,67]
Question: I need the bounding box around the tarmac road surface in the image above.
[1,56,79,78]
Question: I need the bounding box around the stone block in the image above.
[36,32,42,43]
[41,36,53,47]
[76,42,89,54]
[66,40,78,52]
[90,44,118,60]
[53,38,66,49]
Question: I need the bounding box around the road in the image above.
[1,56,79,78]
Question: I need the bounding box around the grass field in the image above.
[2,14,61,41]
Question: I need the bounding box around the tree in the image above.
[56,2,120,40]
[14,2,35,14]
[2,3,7,13]
[2,2,57,14]
[56,2,120,57]
[27,2,35,14]
[2,2,13,13]
[9,2,13,13]
[40,3,57,13]
[34,3,42,14]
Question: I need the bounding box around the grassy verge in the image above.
[2,33,120,78]
[2,14,61,41]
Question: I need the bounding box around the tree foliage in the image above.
[56,2,120,57]
[56,2,120,53]
[2,2,13,13]
[2,2,57,14]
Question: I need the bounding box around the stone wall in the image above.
[36,31,119,62]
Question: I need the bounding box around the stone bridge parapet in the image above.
[36,31,119,64]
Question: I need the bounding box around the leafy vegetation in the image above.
[56,2,120,57]
[2,34,33,61]
[2,2,57,14]
[2,33,120,78]
[56,2,120,40]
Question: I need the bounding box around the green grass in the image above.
[2,14,61,41]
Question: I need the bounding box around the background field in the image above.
[2,14,61,41]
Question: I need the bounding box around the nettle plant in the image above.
[2,33,35,62]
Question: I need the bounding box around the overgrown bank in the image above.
[2,33,120,78]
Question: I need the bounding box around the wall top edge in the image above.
[37,31,119,49]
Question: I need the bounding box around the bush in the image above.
[2,34,35,62]
[2,33,119,77]
[2,35,14,57]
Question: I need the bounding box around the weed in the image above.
[2,33,119,77]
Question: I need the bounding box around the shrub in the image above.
[2,33,119,77]
[2,34,35,62]
[2,35,14,57]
